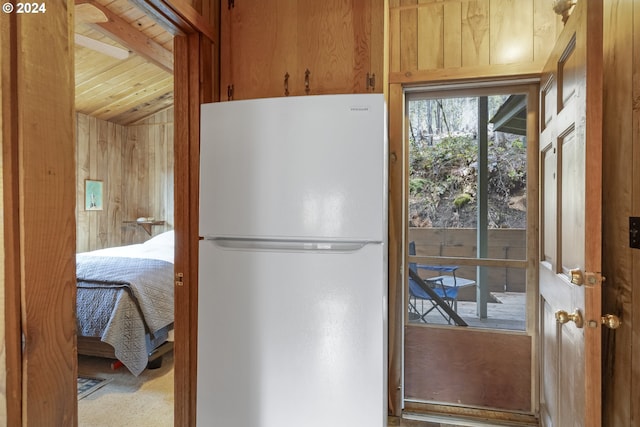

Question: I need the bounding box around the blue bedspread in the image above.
[76,255,174,375]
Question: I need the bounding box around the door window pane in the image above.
[408,93,528,331]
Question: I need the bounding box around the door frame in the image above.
[2,1,217,425]
[2,2,77,424]
[119,2,219,425]
[388,79,540,422]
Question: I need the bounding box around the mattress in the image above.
[76,230,174,375]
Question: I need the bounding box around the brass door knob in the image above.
[601,314,622,330]
[555,309,584,328]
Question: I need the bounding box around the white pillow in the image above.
[145,230,174,248]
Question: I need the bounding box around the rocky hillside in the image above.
[409,132,527,229]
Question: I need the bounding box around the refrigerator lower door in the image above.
[197,239,387,427]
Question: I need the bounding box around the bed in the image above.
[76,230,175,376]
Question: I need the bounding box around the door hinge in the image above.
[228,0,234,9]
[227,84,234,101]
[366,72,376,91]
[175,272,184,287]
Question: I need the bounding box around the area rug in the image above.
[77,376,112,400]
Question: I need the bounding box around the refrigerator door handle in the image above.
[205,237,379,253]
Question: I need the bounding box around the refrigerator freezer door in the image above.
[199,94,387,242]
[197,240,387,427]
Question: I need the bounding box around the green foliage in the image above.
[453,193,472,208]
[409,178,428,195]
[410,133,527,228]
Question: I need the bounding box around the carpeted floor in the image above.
[77,352,174,427]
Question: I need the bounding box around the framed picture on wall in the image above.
[85,179,104,211]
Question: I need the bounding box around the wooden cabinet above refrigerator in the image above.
[220,0,383,100]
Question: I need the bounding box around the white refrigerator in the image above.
[197,94,388,427]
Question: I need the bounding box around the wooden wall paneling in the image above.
[601,0,635,425]
[96,118,110,248]
[389,0,561,84]
[461,0,489,68]
[387,83,404,416]
[77,114,121,252]
[389,4,401,74]
[129,123,143,242]
[533,0,562,64]
[88,117,99,249]
[126,121,147,243]
[148,109,173,231]
[148,114,159,227]
[153,112,165,228]
[489,0,534,65]
[106,120,123,248]
[76,112,176,252]
[443,1,462,69]
[400,0,418,73]
[136,127,151,234]
[165,109,176,228]
[76,114,90,252]
[121,109,174,243]
[417,1,444,70]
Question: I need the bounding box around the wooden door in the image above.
[538,1,604,426]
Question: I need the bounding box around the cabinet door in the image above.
[221,0,298,100]
[297,0,381,95]
[221,0,383,99]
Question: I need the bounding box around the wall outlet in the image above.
[630,217,640,249]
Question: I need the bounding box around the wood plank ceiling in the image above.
[74,0,174,125]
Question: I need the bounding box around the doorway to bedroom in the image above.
[73,1,176,424]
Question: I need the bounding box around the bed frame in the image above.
[77,336,174,370]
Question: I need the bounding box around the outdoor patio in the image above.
[408,291,526,331]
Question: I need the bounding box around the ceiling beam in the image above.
[75,0,173,73]
[130,0,216,42]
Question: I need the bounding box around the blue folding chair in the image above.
[408,241,460,324]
